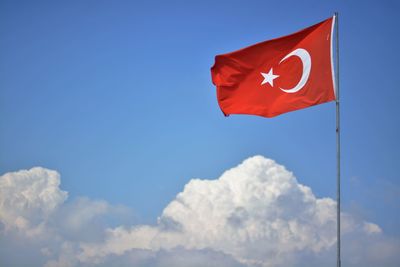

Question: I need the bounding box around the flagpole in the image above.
[334,11,341,267]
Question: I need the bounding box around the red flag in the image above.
[211,16,336,118]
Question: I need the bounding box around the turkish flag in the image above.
[211,16,336,118]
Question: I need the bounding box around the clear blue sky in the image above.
[1,0,399,240]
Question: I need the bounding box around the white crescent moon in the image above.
[279,48,311,93]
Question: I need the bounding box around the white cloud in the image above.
[0,156,399,267]
[0,167,130,267]
[363,222,382,234]
[75,156,400,267]
[0,167,67,236]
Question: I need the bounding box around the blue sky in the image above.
[1,1,399,266]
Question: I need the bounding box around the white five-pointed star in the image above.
[261,68,279,87]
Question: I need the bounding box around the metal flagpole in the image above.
[334,11,341,267]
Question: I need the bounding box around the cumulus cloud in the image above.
[0,167,131,267]
[0,156,399,267]
[46,247,246,267]
[0,167,67,236]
